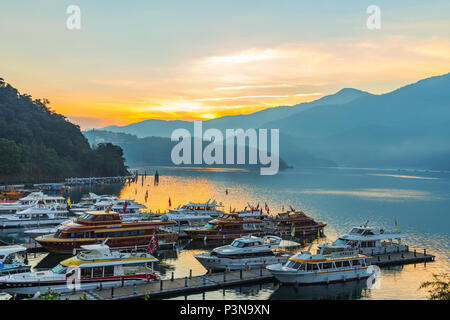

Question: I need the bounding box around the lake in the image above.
[1,166,449,299]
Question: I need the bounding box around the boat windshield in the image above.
[204,223,216,229]
[334,238,349,246]
[230,240,245,248]
[79,214,95,220]
[51,264,68,274]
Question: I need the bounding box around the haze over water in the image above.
[2,166,448,299]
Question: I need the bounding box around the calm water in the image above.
[1,166,449,300]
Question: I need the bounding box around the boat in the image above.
[24,227,58,237]
[169,199,224,218]
[0,204,71,228]
[0,190,24,201]
[0,192,67,214]
[194,235,290,271]
[34,209,179,254]
[320,222,408,256]
[160,213,212,237]
[234,203,269,219]
[69,193,118,214]
[0,245,31,276]
[0,242,159,295]
[184,213,265,240]
[267,242,374,285]
[265,207,327,237]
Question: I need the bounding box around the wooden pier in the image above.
[64,174,137,185]
[60,268,274,300]
[371,249,434,267]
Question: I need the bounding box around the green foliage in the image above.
[0,78,129,181]
[78,292,88,300]
[39,290,61,300]
[419,273,450,300]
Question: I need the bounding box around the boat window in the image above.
[75,232,85,238]
[352,260,361,266]
[350,228,363,234]
[139,230,146,235]
[322,262,333,269]
[81,268,92,279]
[334,261,342,268]
[104,266,114,277]
[204,223,216,229]
[93,267,103,278]
[96,232,105,238]
[231,240,244,248]
[131,230,138,236]
[122,231,130,237]
[362,230,375,236]
[114,231,121,237]
[343,261,350,267]
[51,264,68,274]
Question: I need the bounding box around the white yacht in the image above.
[0,205,70,228]
[320,223,408,256]
[194,235,290,271]
[0,192,66,214]
[169,199,224,218]
[0,245,31,276]
[70,193,118,213]
[267,242,374,285]
[160,213,213,237]
[0,243,160,295]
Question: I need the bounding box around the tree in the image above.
[0,138,22,174]
[419,273,450,300]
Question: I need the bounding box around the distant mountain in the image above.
[83,130,301,170]
[264,73,450,168]
[98,88,371,138]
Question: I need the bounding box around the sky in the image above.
[1,0,449,129]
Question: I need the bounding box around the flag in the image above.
[291,225,295,237]
[256,203,259,210]
[317,230,320,241]
[147,240,153,253]
[123,202,128,214]
[251,208,254,214]
[260,208,263,216]
[151,231,160,252]
[394,218,397,229]
[168,197,171,207]
[265,202,268,211]
[67,197,71,208]
[225,189,228,195]
[267,207,270,214]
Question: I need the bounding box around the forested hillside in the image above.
[0,78,129,182]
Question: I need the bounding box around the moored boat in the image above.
[34,210,179,254]
[267,242,374,285]
[0,205,70,228]
[184,213,265,240]
[169,199,224,218]
[0,243,159,295]
[194,235,290,271]
[0,245,31,276]
[265,208,327,237]
[320,223,408,256]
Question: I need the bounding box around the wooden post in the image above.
[240,269,243,280]
[111,287,114,298]
[160,280,163,290]
[208,269,212,276]
[189,269,192,279]
[424,248,427,256]
[171,272,174,281]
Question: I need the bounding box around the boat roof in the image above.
[0,245,27,255]
[340,226,405,241]
[289,250,368,263]
[182,199,223,207]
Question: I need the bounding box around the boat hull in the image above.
[195,253,289,271]
[267,264,373,285]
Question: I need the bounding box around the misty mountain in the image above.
[265,73,450,168]
[99,88,371,138]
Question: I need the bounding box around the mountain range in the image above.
[85,73,450,170]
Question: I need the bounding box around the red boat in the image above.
[35,210,179,254]
[184,213,265,240]
[265,209,327,237]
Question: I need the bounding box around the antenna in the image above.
[289,205,295,212]
[305,241,314,254]
[102,238,109,245]
[364,220,369,227]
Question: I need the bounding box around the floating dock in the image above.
[58,248,435,300]
[61,268,274,300]
[371,249,435,267]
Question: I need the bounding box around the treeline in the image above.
[0,78,129,182]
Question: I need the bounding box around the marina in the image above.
[0,166,447,300]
